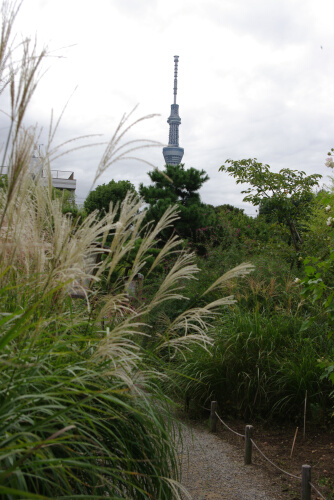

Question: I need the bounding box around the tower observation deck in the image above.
[163,55,184,166]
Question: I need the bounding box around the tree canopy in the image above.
[220,158,321,252]
[139,164,212,241]
[84,180,137,219]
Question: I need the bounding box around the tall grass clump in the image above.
[164,196,334,424]
[0,3,255,498]
[174,309,333,422]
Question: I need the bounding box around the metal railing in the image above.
[43,170,75,180]
[0,167,75,181]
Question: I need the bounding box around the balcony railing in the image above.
[1,167,75,181]
[43,170,75,180]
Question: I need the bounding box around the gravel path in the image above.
[179,422,284,500]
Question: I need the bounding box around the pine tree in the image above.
[139,164,212,241]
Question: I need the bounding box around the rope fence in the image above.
[250,438,301,480]
[309,482,328,500]
[215,410,244,438]
[210,401,329,500]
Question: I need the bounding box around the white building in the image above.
[30,153,76,192]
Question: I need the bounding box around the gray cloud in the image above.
[3,0,334,216]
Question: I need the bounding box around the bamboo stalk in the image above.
[303,390,307,440]
[290,426,298,457]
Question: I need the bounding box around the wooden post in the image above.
[210,401,217,432]
[244,425,254,465]
[303,391,307,440]
[301,465,311,500]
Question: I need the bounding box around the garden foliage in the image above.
[1,4,334,499]
[84,179,138,219]
[0,4,254,498]
[139,164,214,241]
[166,160,334,423]
[220,159,321,253]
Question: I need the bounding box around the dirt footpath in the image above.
[180,422,284,500]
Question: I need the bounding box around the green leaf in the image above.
[0,486,49,499]
[305,265,316,275]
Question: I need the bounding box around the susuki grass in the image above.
[1,3,332,498]
[165,225,334,423]
[0,315,184,499]
[0,3,255,498]
[172,299,333,422]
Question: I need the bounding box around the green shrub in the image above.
[173,310,333,422]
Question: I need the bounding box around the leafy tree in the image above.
[139,164,212,240]
[0,174,7,190]
[84,179,137,219]
[215,203,245,216]
[220,158,321,253]
[52,187,78,216]
[301,189,334,259]
[259,194,314,225]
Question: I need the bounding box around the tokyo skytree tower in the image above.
[162,55,184,166]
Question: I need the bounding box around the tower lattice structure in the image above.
[163,55,184,166]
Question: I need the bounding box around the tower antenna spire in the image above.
[162,55,184,166]
[173,55,179,105]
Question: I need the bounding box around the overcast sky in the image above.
[5,0,334,214]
